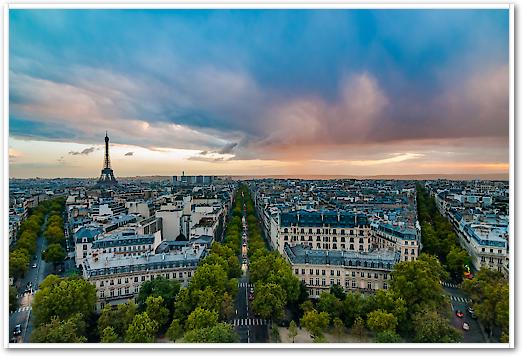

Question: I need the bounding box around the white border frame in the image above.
[2,2,514,350]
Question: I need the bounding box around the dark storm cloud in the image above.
[9,9,509,160]
[124,152,134,156]
[68,146,96,156]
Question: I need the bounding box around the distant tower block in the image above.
[96,131,118,187]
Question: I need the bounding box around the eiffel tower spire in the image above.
[96,131,118,187]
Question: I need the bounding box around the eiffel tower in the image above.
[96,131,118,187]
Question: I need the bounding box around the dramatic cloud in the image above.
[68,146,96,156]
[124,151,134,156]
[8,9,509,177]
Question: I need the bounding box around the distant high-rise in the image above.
[96,132,118,187]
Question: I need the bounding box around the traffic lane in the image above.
[450,300,485,343]
[249,324,268,343]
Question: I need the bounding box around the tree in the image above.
[366,309,398,333]
[100,326,119,343]
[186,307,219,331]
[288,320,298,343]
[182,323,239,343]
[301,309,329,339]
[30,314,87,343]
[271,326,281,343]
[300,300,315,313]
[351,316,366,341]
[173,288,193,322]
[221,292,235,321]
[136,277,180,313]
[9,285,18,313]
[97,302,137,338]
[189,264,228,295]
[446,246,468,283]
[332,317,345,342]
[125,312,158,343]
[9,248,30,279]
[166,319,184,341]
[145,295,169,332]
[44,225,65,245]
[42,243,66,265]
[390,254,447,318]
[411,307,462,343]
[252,283,286,321]
[330,284,346,301]
[192,287,222,313]
[376,330,402,343]
[32,276,97,327]
[316,292,342,321]
[341,292,365,327]
[373,290,407,327]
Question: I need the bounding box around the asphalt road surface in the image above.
[8,215,54,344]
[443,285,488,343]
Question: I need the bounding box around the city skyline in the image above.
[9,9,509,178]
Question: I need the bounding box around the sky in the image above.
[9,9,510,178]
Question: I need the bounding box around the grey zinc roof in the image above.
[74,225,103,243]
[285,243,400,269]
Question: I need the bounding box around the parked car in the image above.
[32,263,37,268]
[456,310,464,318]
[462,322,470,331]
[470,311,477,319]
[467,306,475,314]
[13,324,22,336]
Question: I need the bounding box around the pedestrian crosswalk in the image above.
[231,318,269,326]
[450,295,471,303]
[238,282,254,288]
[12,306,32,313]
[440,281,461,289]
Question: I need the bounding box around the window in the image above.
[100,290,105,298]
[179,272,183,278]
[350,244,354,250]
[330,270,334,276]
[100,281,104,287]
[341,229,345,235]
[352,271,356,277]
[317,243,321,248]
[83,245,87,250]
[316,269,320,275]
[498,250,502,254]
[110,289,114,297]
[337,270,341,276]
[310,269,314,275]
[322,279,326,286]
[359,238,364,243]
[350,230,354,235]
[352,281,356,288]
[359,230,364,236]
[350,237,354,243]
[405,249,409,255]
[295,269,299,275]
[118,288,122,296]
[302,269,305,274]
[316,236,321,241]
[134,276,138,282]
[110,279,114,286]
[316,278,319,286]
[141,276,145,282]
[374,273,378,279]
[309,228,313,233]
[341,244,345,249]
[333,243,337,249]
[383,282,388,290]
[411,248,415,255]
[404,256,408,261]
[361,272,365,277]
[333,229,337,235]
[188,271,192,277]
[490,249,494,253]
[341,237,345,242]
[301,236,305,241]
[284,236,288,241]
[118,278,121,284]
[322,270,326,276]
[367,281,372,289]
[330,279,335,285]
[125,287,130,294]
[384,273,388,280]
[405,241,409,246]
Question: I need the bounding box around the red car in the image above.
[456,310,464,318]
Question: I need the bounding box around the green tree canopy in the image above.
[30,314,87,343]
[366,309,398,333]
[97,302,137,338]
[32,276,97,327]
[124,312,158,343]
[411,307,462,343]
[136,276,180,313]
[100,326,119,343]
[145,295,170,332]
[182,323,239,343]
[252,282,286,321]
[9,248,30,279]
[316,292,342,321]
[42,243,66,265]
[186,307,219,331]
[300,309,329,338]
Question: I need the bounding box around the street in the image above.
[443,284,488,343]
[231,195,269,343]
[8,215,53,344]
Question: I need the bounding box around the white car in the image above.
[462,322,470,331]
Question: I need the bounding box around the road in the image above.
[232,194,269,343]
[8,215,53,344]
[442,283,488,343]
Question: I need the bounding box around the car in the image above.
[250,287,254,294]
[470,311,477,319]
[456,310,464,318]
[462,322,470,331]
[467,306,475,314]
[13,324,22,336]
[32,263,37,268]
